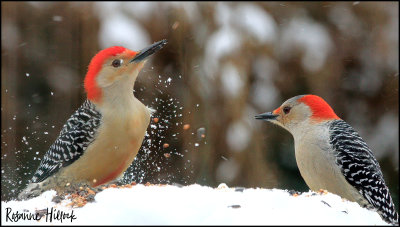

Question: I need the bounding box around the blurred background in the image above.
[1,1,398,211]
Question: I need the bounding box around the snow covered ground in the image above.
[1,183,388,225]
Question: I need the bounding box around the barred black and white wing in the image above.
[31,100,102,183]
[329,120,398,224]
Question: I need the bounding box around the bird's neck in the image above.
[290,120,331,147]
[96,74,141,117]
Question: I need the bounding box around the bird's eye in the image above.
[283,106,291,114]
[112,59,122,68]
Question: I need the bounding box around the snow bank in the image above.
[1,184,387,225]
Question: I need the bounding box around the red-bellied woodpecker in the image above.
[255,94,398,224]
[18,40,167,200]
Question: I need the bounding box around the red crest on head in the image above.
[298,95,340,121]
[84,46,127,102]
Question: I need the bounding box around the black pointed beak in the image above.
[255,112,278,121]
[130,39,167,63]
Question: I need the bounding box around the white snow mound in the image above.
[1,183,388,225]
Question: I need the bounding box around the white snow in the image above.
[279,16,333,72]
[123,2,156,21]
[220,63,244,99]
[52,15,63,22]
[366,113,399,162]
[204,27,242,78]
[234,3,277,44]
[95,2,150,50]
[166,2,201,23]
[215,2,232,27]
[328,4,362,38]
[226,119,250,153]
[1,184,388,225]
[251,56,279,110]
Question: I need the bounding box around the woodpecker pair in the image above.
[17,41,397,225]
[18,40,167,200]
[256,95,398,224]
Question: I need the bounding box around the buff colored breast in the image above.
[58,100,150,187]
[294,124,369,206]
